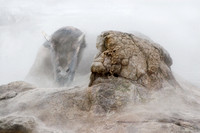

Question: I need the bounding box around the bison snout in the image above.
[56,66,70,77]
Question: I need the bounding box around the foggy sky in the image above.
[0,0,199,86]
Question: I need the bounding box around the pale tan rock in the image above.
[90,31,179,89]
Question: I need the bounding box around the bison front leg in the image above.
[64,34,86,86]
[64,48,80,85]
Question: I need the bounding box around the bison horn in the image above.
[42,31,51,48]
[42,31,50,41]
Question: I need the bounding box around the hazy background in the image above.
[0,0,199,87]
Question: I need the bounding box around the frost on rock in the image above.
[90,31,179,89]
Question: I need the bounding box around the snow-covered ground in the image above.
[0,0,199,87]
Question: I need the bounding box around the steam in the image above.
[0,0,199,87]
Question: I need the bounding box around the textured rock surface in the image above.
[90,31,179,89]
[0,115,62,133]
[0,115,36,133]
[0,81,35,100]
[1,81,200,133]
[87,77,149,113]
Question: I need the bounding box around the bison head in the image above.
[43,27,86,86]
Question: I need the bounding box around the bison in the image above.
[26,26,86,87]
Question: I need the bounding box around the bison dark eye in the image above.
[66,68,69,72]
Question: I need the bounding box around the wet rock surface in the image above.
[1,31,200,133]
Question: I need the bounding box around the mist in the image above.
[0,0,199,87]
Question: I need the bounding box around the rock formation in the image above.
[90,31,179,89]
[1,31,200,133]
